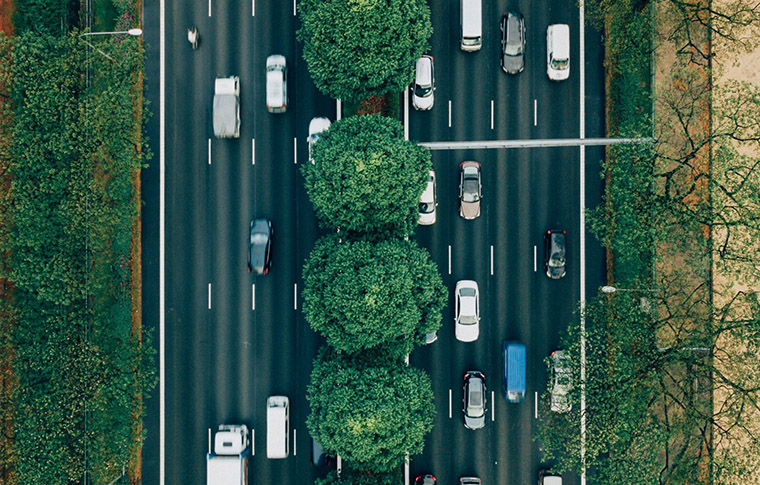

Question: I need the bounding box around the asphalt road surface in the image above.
[142,0,606,483]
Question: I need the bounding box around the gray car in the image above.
[500,12,526,74]
[550,350,572,413]
[463,371,486,429]
[248,218,272,275]
[459,161,482,219]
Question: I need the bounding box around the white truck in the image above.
[207,424,249,485]
[213,77,241,138]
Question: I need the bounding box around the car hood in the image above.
[460,200,480,219]
[419,210,436,225]
[464,413,485,429]
[547,264,566,279]
[413,91,434,110]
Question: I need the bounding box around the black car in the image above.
[544,229,566,279]
[462,371,487,430]
[248,218,272,275]
[500,12,526,74]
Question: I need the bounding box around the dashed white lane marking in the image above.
[208,283,212,309]
[491,391,495,421]
[251,428,255,455]
[252,284,255,310]
[252,0,254,16]
[490,245,494,275]
[448,100,452,127]
[534,245,537,272]
[293,429,297,455]
[294,283,298,310]
[252,138,255,165]
[490,100,494,130]
[534,99,538,126]
[208,139,211,165]
[293,137,297,164]
[448,245,452,274]
[207,428,211,454]
[448,389,452,418]
[534,391,539,419]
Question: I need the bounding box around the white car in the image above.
[549,350,572,412]
[546,24,570,81]
[418,170,437,225]
[307,117,331,163]
[266,55,288,113]
[412,55,435,110]
[455,280,480,342]
[212,76,240,138]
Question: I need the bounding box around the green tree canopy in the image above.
[316,469,401,485]
[307,349,435,473]
[302,235,446,359]
[297,0,432,102]
[301,114,431,236]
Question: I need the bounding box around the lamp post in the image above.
[81,28,143,61]
[600,285,657,313]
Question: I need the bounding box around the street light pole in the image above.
[80,28,143,62]
[601,285,656,294]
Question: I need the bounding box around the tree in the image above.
[307,348,435,473]
[301,114,431,236]
[302,235,446,359]
[297,0,432,102]
[316,469,401,485]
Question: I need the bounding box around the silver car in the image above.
[307,117,331,163]
[462,371,486,429]
[459,161,482,219]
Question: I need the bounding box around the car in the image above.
[422,332,438,345]
[459,161,482,219]
[500,12,526,74]
[307,117,331,163]
[455,280,480,342]
[266,55,288,113]
[547,24,570,81]
[463,371,487,429]
[212,76,240,138]
[419,170,437,225]
[248,218,272,275]
[459,478,481,485]
[412,55,435,110]
[414,474,437,485]
[544,229,567,279]
[550,350,572,413]
[538,469,563,485]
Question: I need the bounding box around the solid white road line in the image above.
[294,283,298,310]
[160,0,166,478]
[336,99,342,120]
[252,138,255,165]
[448,245,452,274]
[293,137,297,164]
[448,389,452,418]
[403,89,409,141]
[208,283,212,309]
[490,245,494,275]
[534,99,538,126]
[534,391,539,419]
[293,0,296,15]
[579,2,588,484]
[448,100,452,127]
[534,245,537,272]
[207,139,211,165]
[490,100,494,130]
[207,428,211,454]
[491,391,495,421]
[293,429,297,455]
[252,284,255,310]
[208,0,211,17]
[252,0,254,16]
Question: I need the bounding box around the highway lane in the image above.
[409,0,596,483]
[155,1,333,483]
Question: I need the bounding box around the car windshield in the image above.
[551,58,569,70]
[414,83,432,98]
[462,178,480,202]
[419,202,433,214]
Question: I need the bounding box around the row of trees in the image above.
[536,0,760,482]
[0,3,155,481]
[300,114,444,482]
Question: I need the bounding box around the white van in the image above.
[460,0,482,52]
[546,24,570,81]
[266,396,289,459]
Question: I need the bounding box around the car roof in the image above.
[416,56,432,82]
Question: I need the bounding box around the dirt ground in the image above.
[0,0,13,35]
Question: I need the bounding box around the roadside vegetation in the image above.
[536,0,760,482]
[0,0,154,483]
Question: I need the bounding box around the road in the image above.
[141,0,606,483]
